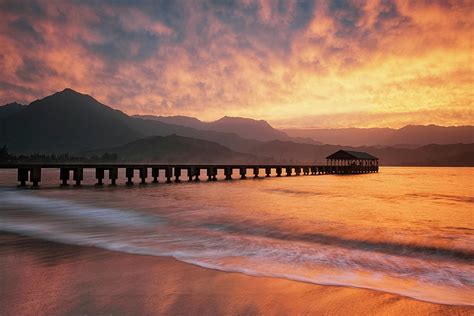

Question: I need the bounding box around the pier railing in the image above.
[0,163,379,187]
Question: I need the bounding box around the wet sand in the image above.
[0,234,472,315]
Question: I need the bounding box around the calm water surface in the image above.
[0,167,472,305]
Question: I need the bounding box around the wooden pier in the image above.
[1,163,379,188]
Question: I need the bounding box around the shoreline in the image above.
[1,233,472,315]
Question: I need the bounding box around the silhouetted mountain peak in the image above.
[49,88,93,102]
[26,88,126,118]
[61,87,78,93]
[208,116,288,141]
[41,88,90,102]
[0,88,139,153]
[2,102,25,107]
[215,116,270,126]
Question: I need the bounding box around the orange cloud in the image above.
[0,0,472,128]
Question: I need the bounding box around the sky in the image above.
[0,0,472,128]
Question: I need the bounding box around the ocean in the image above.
[0,167,472,306]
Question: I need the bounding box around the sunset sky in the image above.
[0,0,472,128]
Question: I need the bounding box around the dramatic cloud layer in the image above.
[0,0,472,128]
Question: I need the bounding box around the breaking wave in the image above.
[0,189,473,306]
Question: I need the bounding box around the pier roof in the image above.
[326,150,378,160]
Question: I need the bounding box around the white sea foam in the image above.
[0,187,473,306]
[0,189,158,227]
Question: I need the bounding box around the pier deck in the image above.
[0,163,379,187]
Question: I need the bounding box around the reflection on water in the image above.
[0,167,473,305]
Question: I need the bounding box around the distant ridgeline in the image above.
[0,89,473,166]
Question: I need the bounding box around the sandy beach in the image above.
[0,234,472,316]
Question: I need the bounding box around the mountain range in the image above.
[133,114,319,144]
[246,141,474,166]
[0,88,473,166]
[283,125,474,147]
[85,134,255,163]
[0,89,260,153]
[135,117,473,148]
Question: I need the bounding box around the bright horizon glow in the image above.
[0,0,472,128]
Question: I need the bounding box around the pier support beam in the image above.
[165,167,173,183]
[285,167,292,176]
[18,168,28,187]
[295,167,301,176]
[224,167,232,180]
[126,168,134,185]
[73,168,83,186]
[152,168,159,183]
[240,167,246,179]
[139,167,148,184]
[187,168,193,182]
[30,167,41,187]
[174,168,181,183]
[207,167,218,181]
[265,167,271,177]
[95,168,105,186]
[253,167,259,178]
[193,168,200,181]
[60,168,70,186]
[109,168,118,185]
[276,167,282,177]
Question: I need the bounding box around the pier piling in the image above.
[30,167,41,187]
[253,167,259,178]
[126,168,134,185]
[139,167,147,184]
[240,167,247,179]
[207,167,213,181]
[18,168,28,186]
[295,167,301,176]
[95,168,104,185]
[303,167,309,175]
[193,168,200,181]
[174,168,181,182]
[276,167,282,177]
[187,168,193,182]
[165,167,173,183]
[60,168,70,186]
[224,167,232,180]
[265,167,271,177]
[152,168,159,183]
[73,168,83,186]
[109,168,118,185]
